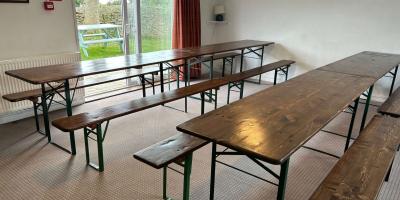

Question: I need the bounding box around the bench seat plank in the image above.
[2,89,43,102]
[134,134,208,169]
[52,60,294,132]
[52,79,227,132]
[378,88,400,118]
[309,115,400,200]
[169,51,241,67]
[225,60,294,83]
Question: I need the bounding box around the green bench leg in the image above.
[345,97,360,151]
[183,154,193,200]
[83,124,105,172]
[360,85,374,132]
[277,159,290,200]
[162,153,193,200]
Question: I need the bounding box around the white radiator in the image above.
[0,52,84,124]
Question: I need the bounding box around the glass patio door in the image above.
[74,0,172,98]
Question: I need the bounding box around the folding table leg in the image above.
[201,92,205,115]
[209,142,217,200]
[214,89,218,110]
[345,97,359,151]
[64,80,77,155]
[239,81,245,99]
[277,159,290,200]
[222,58,226,77]
[360,85,374,132]
[274,69,278,85]
[32,100,41,133]
[163,167,168,200]
[258,46,264,84]
[389,66,398,96]
[40,84,51,142]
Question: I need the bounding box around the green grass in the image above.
[80,37,171,61]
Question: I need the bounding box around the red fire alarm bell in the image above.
[44,1,55,11]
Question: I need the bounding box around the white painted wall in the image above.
[0,0,78,60]
[201,0,400,101]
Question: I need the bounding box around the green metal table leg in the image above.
[389,66,398,96]
[84,128,90,165]
[230,57,234,75]
[201,92,205,115]
[227,83,231,104]
[183,153,193,200]
[184,59,188,113]
[64,80,77,155]
[163,166,168,200]
[277,159,290,200]
[159,63,164,93]
[285,66,289,81]
[345,97,359,151]
[239,81,245,99]
[140,75,146,97]
[385,161,393,182]
[258,46,265,84]
[40,84,51,142]
[240,49,244,72]
[222,58,226,77]
[32,101,40,133]
[152,73,155,95]
[274,69,278,85]
[360,85,374,132]
[210,142,217,200]
[96,124,104,172]
[214,89,218,110]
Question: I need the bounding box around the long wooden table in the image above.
[318,51,400,132]
[176,52,400,200]
[4,40,274,155]
[177,70,375,200]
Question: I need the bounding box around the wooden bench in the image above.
[134,133,208,200]
[378,87,400,118]
[226,59,294,103]
[51,60,294,171]
[309,115,400,200]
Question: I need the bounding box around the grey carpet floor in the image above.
[0,80,398,200]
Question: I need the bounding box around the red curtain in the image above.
[172,0,201,80]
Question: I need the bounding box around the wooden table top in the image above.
[177,70,375,164]
[5,40,273,84]
[318,51,400,79]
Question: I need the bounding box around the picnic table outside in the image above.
[78,24,124,57]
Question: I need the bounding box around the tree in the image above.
[84,0,100,24]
